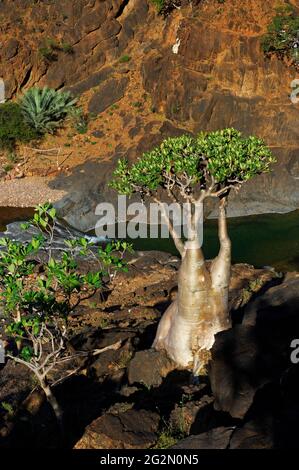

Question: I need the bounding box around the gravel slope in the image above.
[0,177,66,207]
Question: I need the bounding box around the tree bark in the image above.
[210,197,232,331]
[40,378,64,432]
[153,198,232,373]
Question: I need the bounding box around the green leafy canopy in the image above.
[110,128,275,198]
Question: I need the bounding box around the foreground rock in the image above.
[128,350,176,388]
[173,420,274,449]
[74,409,160,449]
[229,420,273,449]
[173,427,235,449]
[210,275,299,419]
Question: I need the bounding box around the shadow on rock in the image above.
[209,275,299,448]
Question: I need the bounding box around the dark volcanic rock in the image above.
[243,275,299,327]
[128,349,177,388]
[0,360,33,407]
[118,0,149,50]
[74,409,160,449]
[169,389,215,436]
[88,77,129,115]
[92,130,105,139]
[100,19,122,40]
[50,159,119,232]
[78,10,106,35]
[210,325,270,418]
[67,67,113,96]
[229,420,273,449]
[209,277,299,418]
[159,120,193,138]
[3,38,19,60]
[172,426,235,449]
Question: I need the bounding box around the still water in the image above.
[0,207,299,272]
[127,211,299,272]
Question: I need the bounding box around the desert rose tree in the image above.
[110,129,275,374]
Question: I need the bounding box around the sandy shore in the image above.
[0,176,66,207]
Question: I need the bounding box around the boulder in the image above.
[169,391,214,436]
[243,275,299,327]
[210,277,299,418]
[172,426,235,449]
[128,349,177,388]
[229,420,273,449]
[74,409,160,449]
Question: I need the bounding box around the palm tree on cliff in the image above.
[110,128,275,374]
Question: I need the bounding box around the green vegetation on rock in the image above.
[68,106,89,134]
[150,0,181,17]
[119,54,131,63]
[0,102,38,151]
[20,87,77,135]
[39,38,73,62]
[261,4,299,65]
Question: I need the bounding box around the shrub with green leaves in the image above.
[119,55,131,63]
[0,203,132,429]
[20,87,77,135]
[39,46,57,62]
[39,38,73,62]
[68,106,89,134]
[150,0,181,17]
[151,0,164,13]
[110,128,275,198]
[261,4,299,65]
[60,42,73,54]
[0,102,38,151]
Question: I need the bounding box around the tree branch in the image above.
[210,197,231,289]
[218,197,231,248]
[153,197,185,256]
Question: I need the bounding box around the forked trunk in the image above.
[153,198,232,373]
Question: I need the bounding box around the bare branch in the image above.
[211,196,231,290]
[6,355,37,373]
[153,197,185,256]
[91,340,122,356]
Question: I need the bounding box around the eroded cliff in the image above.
[1,0,299,229]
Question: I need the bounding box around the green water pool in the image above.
[1,207,299,272]
[128,210,299,272]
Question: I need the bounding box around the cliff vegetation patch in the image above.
[261,4,299,66]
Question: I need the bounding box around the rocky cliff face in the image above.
[1,0,299,230]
